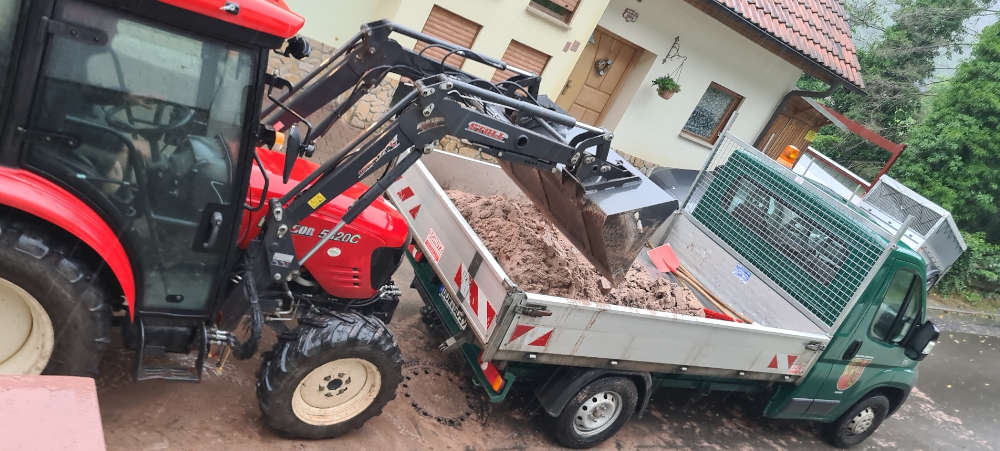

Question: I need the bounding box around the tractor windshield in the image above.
[24,0,258,313]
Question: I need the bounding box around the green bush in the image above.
[933,231,1000,302]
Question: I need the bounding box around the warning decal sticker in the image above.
[424,228,445,262]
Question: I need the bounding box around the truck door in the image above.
[17,0,258,315]
[804,258,924,418]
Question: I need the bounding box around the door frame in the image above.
[11,0,269,319]
[557,26,643,126]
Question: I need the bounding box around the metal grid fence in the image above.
[685,133,893,327]
[864,177,943,236]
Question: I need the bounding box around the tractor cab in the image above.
[4,0,300,318]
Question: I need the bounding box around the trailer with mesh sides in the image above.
[390,137,941,448]
[859,175,967,287]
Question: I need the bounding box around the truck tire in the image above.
[0,218,111,376]
[552,376,638,448]
[823,394,890,448]
[257,312,403,439]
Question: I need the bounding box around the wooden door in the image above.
[556,28,640,125]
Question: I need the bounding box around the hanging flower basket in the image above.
[652,76,680,101]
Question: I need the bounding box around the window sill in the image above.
[679,131,715,149]
[525,4,573,30]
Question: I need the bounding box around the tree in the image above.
[801,0,990,178]
[892,22,1000,241]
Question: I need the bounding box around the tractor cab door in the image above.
[19,0,258,316]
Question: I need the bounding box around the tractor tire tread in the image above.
[256,312,403,439]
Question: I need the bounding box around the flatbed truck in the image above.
[388,134,942,448]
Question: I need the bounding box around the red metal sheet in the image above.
[159,0,304,39]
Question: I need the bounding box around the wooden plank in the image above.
[555,36,597,110]
[584,31,615,88]
[575,84,611,111]
[598,44,635,92]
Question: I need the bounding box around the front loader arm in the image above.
[262,20,540,141]
[258,74,643,284]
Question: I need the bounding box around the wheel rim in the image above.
[0,277,54,374]
[847,406,876,435]
[291,358,382,426]
[572,391,623,437]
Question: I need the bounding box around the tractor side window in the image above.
[870,270,920,343]
[0,0,20,96]
[24,0,256,312]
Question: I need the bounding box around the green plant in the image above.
[652,76,680,94]
[933,231,1000,301]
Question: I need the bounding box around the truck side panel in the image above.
[495,293,828,382]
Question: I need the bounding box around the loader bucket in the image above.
[499,159,678,282]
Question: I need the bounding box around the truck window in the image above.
[870,270,920,343]
[723,176,849,284]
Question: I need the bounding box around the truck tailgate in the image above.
[387,158,515,345]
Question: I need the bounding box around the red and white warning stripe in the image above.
[454,264,495,329]
[506,324,553,348]
[767,353,799,371]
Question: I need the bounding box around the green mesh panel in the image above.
[692,148,885,326]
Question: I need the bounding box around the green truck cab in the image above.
[695,146,940,446]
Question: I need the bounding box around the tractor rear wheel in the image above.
[257,312,403,438]
[0,217,111,376]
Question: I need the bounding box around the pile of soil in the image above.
[447,191,704,317]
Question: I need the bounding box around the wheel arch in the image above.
[535,367,653,419]
[865,385,910,416]
[0,167,135,317]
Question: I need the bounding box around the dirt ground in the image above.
[96,263,995,450]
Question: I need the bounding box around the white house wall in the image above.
[598,0,803,169]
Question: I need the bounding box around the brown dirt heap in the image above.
[447,191,703,317]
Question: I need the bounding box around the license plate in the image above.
[438,285,468,330]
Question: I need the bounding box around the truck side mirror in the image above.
[904,320,939,361]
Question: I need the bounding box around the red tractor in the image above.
[0,0,670,439]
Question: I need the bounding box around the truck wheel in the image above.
[823,394,890,448]
[257,312,403,438]
[553,376,638,448]
[0,219,111,376]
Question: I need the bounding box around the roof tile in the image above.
[708,0,863,87]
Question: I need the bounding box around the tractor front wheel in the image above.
[257,312,403,438]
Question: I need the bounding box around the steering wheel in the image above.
[104,100,195,135]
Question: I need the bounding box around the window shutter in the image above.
[550,0,580,12]
[414,6,482,69]
[491,40,550,83]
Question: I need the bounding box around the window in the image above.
[871,270,921,343]
[683,82,744,144]
[491,40,550,83]
[0,0,21,98]
[27,1,254,311]
[723,177,849,284]
[528,0,580,24]
[414,6,482,69]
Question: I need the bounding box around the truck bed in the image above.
[388,151,829,382]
